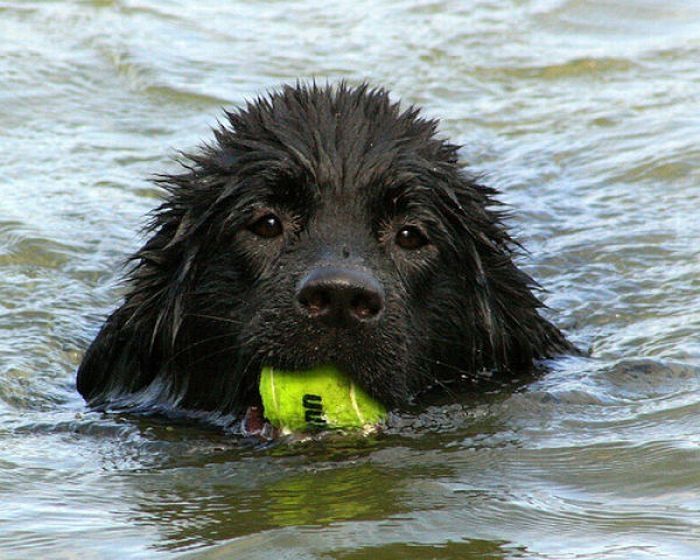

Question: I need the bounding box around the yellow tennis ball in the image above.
[259,365,386,433]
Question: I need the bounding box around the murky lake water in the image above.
[1,0,699,558]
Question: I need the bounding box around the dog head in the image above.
[77,83,572,420]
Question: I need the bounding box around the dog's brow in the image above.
[377,180,430,213]
[264,174,318,210]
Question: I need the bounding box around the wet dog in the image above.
[77,83,573,430]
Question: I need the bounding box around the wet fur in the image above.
[77,83,573,426]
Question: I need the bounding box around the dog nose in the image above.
[296,267,385,325]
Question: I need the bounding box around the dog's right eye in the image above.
[395,225,429,250]
[247,213,283,239]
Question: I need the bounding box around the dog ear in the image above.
[76,305,159,409]
[77,208,201,410]
[76,124,252,409]
[435,171,574,371]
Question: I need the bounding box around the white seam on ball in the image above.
[349,382,364,424]
[270,367,279,415]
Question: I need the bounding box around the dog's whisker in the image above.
[411,354,509,384]
[176,342,242,372]
[182,312,247,326]
[160,332,240,370]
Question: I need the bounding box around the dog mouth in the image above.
[237,363,388,440]
[237,367,273,439]
[240,404,277,440]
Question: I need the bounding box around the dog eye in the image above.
[395,226,429,250]
[247,213,283,239]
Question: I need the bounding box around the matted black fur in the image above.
[77,82,574,424]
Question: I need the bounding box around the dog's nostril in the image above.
[300,289,331,316]
[350,292,382,320]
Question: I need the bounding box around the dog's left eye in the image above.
[247,213,284,239]
[395,226,429,250]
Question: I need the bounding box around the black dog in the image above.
[77,83,573,428]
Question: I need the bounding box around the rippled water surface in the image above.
[1,1,699,558]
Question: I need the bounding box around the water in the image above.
[1,0,699,558]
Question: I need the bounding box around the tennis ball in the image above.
[259,365,386,433]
